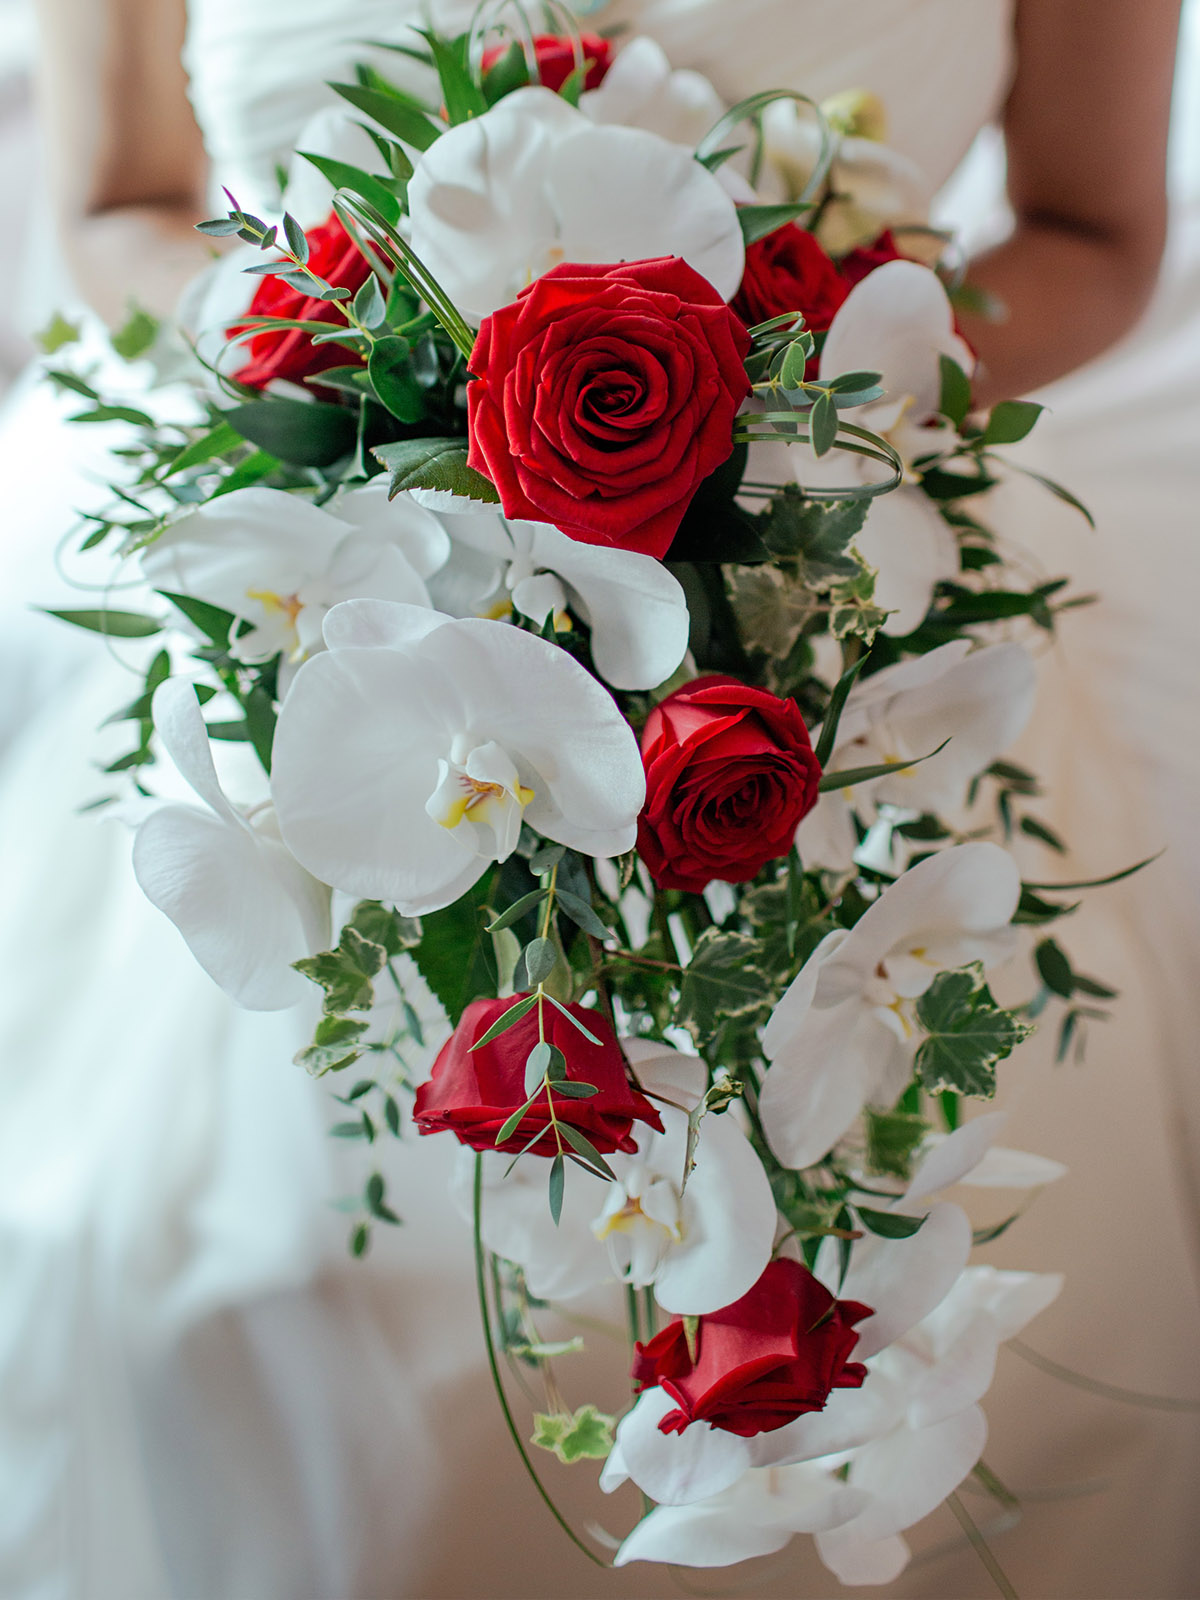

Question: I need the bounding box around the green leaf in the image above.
[522,937,558,986]
[368,335,425,423]
[1019,815,1066,853]
[914,963,1032,1098]
[294,1015,370,1076]
[542,994,602,1046]
[45,607,161,639]
[759,488,868,584]
[110,305,160,360]
[482,40,530,103]
[293,925,388,1016]
[938,354,972,429]
[547,1153,565,1224]
[864,1106,929,1179]
[818,738,950,791]
[983,399,1044,447]
[738,203,810,245]
[35,311,81,354]
[411,871,496,1024]
[469,994,538,1050]
[372,437,499,503]
[157,591,235,645]
[530,1405,616,1465]
[555,888,610,942]
[676,928,767,1044]
[779,338,811,390]
[809,391,838,457]
[418,28,487,122]
[210,449,280,497]
[224,398,355,468]
[347,900,421,957]
[557,1123,615,1182]
[855,1206,927,1239]
[328,81,442,151]
[282,212,310,263]
[69,404,156,427]
[162,421,242,479]
[486,888,548,933]
[298,151,401,226]
[1022,851,1161,893]
[1035,937,1074,999]
[813,655,866,768]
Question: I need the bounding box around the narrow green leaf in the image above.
[486,888,548,933]
[298,151,400,226]
[548,1154,565,1225]
[161,421,242,479]
[738,203,810,245]
[814,654,866,767]
[938,354,972,429]
[328,81,442,151]
[1035,938,1074,998]
[418,28,487,122]
[855,1206,927,1240]
[555,888,610,942]
[558,1123,615,1181]
[542,995,602,1046]
[157,591,235,645]
[818,738,950,791]
[45,607,161,638]
[469,993,538,1050]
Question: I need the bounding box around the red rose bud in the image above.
[733,223,849,336]
[838,228,909,288]
[230,213,372,391]
[637,676,821,893]
[466,257,751,560]
[412,996,663,1156]
[631,1259,871,1438]
[481,33,613,94]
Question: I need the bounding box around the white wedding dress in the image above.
[1,2,1199,1597]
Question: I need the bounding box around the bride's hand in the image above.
[962,0,1182,405]
[34,0,214,322]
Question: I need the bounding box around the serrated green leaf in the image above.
[372,437,499,503]
[347,900,421,957]
[864,1106,930,1179]
[759,487,868,583]
[914,963,1032,1097]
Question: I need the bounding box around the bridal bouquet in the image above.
[44,8,1129,1588]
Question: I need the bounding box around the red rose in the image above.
[412,995,663,1156]
[466,257,751,559]
[481,32,613,93]
[838,228,909,288]
[631,1259,871,1437]
[733,223,848,334]
[637,676,821,893]
[231,213,372,390]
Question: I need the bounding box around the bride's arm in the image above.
[962,0,1182,404]
[34,0,213,322]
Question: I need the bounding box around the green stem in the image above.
[1008,1339,1200,1412]
[473,1155,610,1568]
[946,1491,1019,1600]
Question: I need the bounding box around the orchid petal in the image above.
[320,598,447,653]
[959,1145,1069,1188]
[151,678,244,828]
[853,488,959,637]
[815,1529,911,1587]
[842,1202,973,1360]
[903,1112,1008,1203]
[332,479,452,579]
[614,1387,754,1507]
[580,36,725,147]
[832,1404,987,1541]
[616,1500,795,1569]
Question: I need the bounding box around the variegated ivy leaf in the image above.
[725,564,817,659]
[914,963,1033,1098]
[531,1405,616,1464]
[675,928,767,1045]
[829,562,888,643]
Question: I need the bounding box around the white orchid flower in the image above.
[130,679,331,1010]
[813,1264,1061,1585]
[141,486,443,670]
[580,36,725,148]
[798,641,1037,870]
[603,1199,971,1509]
[424,505,690,691]
[781,262,972,636]
[459,1039,777,1314]
[614,1461,868,1569]
[269,600,645,914]
[902,1110,1068,1203]
[759,842,1021,1170]
[406,86,744,322]
[761,95,933,254]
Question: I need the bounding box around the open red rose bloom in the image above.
[733,222,849,334]
[637,675,822,892]
[466,257,751,559]
[413,996,663,1157]
[632,1259,871,1437]
[230,213,371,390]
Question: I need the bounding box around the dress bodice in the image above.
[183,0,1014,217]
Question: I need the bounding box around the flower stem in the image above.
[473,1155,610,1568]
[946,1491,1019,1600]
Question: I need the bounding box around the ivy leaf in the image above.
[914,963,1032,1098]
[111,305,160,360]
[294,1014,370,1076]
[35,311,81,354]
[346,900,421,958]
[293,926,389,1015]
[372,437,500,503]
[759,488,868,583]
[675,929,766,1044]
[530,1405,616,1465]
